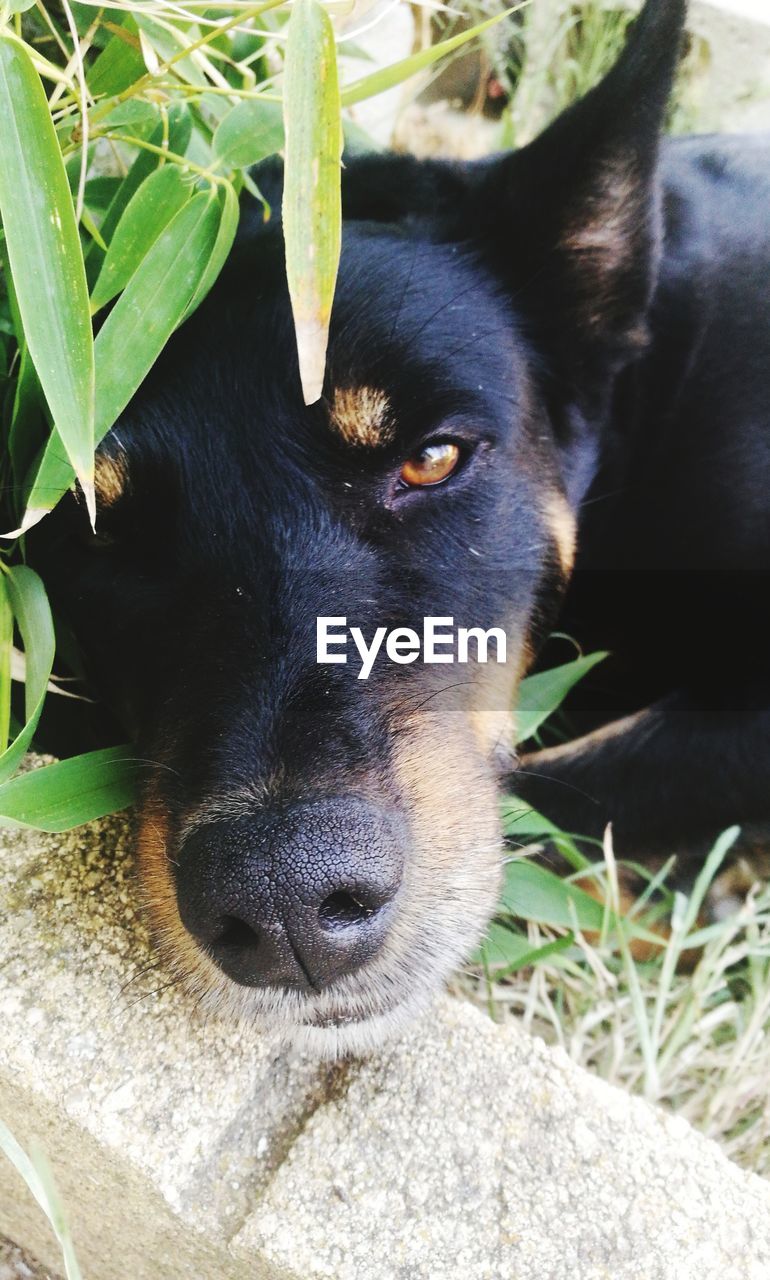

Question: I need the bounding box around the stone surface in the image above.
[0,808,328,1280]
[3,790,770,1279]
[0,1238,51,1280]
[236,996,770,1280]
[688,0,770,133]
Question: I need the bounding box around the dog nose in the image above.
[174,800,404,991]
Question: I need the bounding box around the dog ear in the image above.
[471,0,687,383]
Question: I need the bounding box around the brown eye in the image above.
[399,441,462,488]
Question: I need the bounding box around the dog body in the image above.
[27,0,770,1053]
[519,131,770,863]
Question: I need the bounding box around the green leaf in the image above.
[0,574,12,753]
[18,192,223,528]
[101,99,161,132]
[500,798,591,871]
[0,35,95,505]
[92,191,221,431]
[475,920,536,970]
[214,98,285,169]
[88,17,145,98]
[501,859,606,932]
[0,746,140,831]
[91,165,192,310]
[184,181,239,318]
[0,239,47,489]
[83,175,123,214]
[0,565,55,786]
[97,104,192,250]
[501,799,563,840]
[135,14,207,89]
[515,651,608,743]
[341,7,519,106]
[479,922,575,976]
[0,1121,83,1280]
[7,0,38,12]
[283,0,342,405]
[8,344,45,492]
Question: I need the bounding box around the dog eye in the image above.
[399,441,462,489]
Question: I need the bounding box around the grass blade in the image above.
[341,6,521,107]
[0,1122,82,1280]
[502,859,606,932]
[515,651,607,743]
[283,0,342,405]
[0,34,95,510]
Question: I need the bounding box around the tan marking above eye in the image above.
[400,442,461,488]
[94,449,129,508]
[329,386,394,449]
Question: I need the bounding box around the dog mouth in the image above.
[297,1007,368,1029]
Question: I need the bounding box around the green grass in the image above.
[0,1120,82,1279]
[422,0,711,147]
[462,824,770,1178]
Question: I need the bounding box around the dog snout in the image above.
[174,800,405,991]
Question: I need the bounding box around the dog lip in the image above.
[296,1004,380,1029]
[299,1010,365,1029]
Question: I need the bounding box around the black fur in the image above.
[26,0,770,1028]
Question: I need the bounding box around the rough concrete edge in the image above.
[0,1073,275,1280]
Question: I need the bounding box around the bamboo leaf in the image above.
[0,746,140,831]
[97,103,192,250]
[283,0,342,405]
[184,181,240,318]
[213,98,285,169]
[0,239,47,488]
[0,34,95,508]
[0,575,12,754]
[87,16,144,97]
[0,1121,50,1229]
[92,192,221,433]
[91,165,192,311]
[16,192,223,530]
[0,566,55,786]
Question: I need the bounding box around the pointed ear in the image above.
[473,0,687,380]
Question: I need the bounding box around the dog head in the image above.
[29,0,685,1056]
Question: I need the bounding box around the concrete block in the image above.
[0,806,329,1280]
[689,0,770,133]
[0,1237,51,1280]
[2,774,770,1280]
[237,996,770,1280]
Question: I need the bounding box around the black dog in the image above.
[29,0,770,1054]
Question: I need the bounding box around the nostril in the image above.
[212,914,260,953]
[318,889,377,930]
